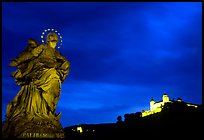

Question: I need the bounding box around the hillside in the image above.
[64,101,203,140]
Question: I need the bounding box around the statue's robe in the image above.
[3,43,70,138]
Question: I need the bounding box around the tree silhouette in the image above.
[116,116,122,124]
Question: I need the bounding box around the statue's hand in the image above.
[11,70,23,79]
[9,60,18,67]
[59,61,69,71]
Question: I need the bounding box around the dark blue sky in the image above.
[2,2,202,127]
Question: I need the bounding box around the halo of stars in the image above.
[41,28,63,49]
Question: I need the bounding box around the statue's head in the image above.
[41,28,63,49]
[46,32,58,49]
[46,32,58,43]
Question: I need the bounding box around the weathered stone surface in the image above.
[2,114,65,138]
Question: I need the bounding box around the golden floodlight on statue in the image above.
[41,28,63,49]
[3,27,70,138]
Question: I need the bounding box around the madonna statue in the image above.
[2,29,70,138]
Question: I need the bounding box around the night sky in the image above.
[2,2,202,127]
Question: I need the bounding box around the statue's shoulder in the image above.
[38,44,46,48]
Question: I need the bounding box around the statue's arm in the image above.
[9,50,34,67]
[31,44,45,57]
[9,39,40,67]
[57,57,70,82]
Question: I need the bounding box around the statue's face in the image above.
[46,32,58,49]
[47,40,57,49]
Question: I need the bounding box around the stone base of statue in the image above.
[2,113,65,138]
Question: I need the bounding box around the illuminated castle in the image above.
[142,93,198,117]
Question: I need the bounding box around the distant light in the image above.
[77,126,83,133]
[187,104,197,108]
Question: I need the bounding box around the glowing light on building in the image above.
[142,93,198,117]
[77,126,83,133]
[187,104,197,108]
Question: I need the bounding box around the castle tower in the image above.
[162,93,169,103]
[150,98,155,111]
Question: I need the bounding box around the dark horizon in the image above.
[64,101,203,140]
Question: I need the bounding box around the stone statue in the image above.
[2,31,70,138]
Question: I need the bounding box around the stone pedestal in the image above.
[2,114,65,138]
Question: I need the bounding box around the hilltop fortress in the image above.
[63,92,202,139]
[142,93,198,117]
